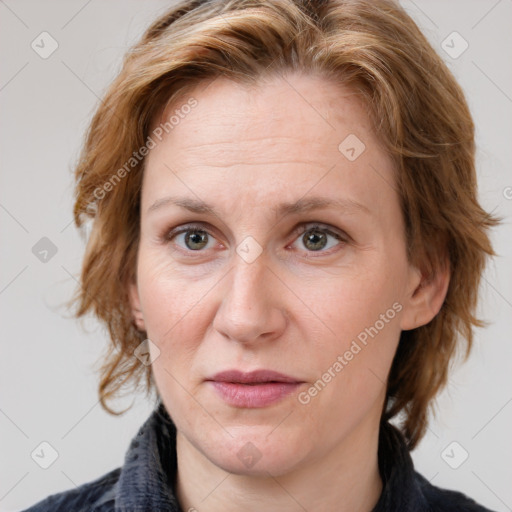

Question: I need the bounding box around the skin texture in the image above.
[128,72,450,512]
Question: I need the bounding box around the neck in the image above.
[175,417,383,512]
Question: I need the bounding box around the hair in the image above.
[68,0,501,449]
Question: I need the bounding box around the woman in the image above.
[23,0,501,510]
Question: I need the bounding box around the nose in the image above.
[212,250,287,345]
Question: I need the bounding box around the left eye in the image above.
[290,225,346,253]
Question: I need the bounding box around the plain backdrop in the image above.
[1,1,511,511]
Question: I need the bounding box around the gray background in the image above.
[1,1,511,511]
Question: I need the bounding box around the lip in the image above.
[208,369,301,384]
[206,369,304,408]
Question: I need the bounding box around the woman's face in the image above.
[129,72,431,476]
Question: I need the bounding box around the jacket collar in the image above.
[115,401,180,511]
[372,417,429,511]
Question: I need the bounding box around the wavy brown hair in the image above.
[68,0,501,449]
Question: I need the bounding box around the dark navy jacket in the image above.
[22,401,496,511]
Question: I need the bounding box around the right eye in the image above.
[166,225,219,252]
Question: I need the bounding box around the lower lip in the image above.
[209,381,301,408]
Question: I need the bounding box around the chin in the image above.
[201,425,312,477]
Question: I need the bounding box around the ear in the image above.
[399,255,450,331]
[128,279,146,332]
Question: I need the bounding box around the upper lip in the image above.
[207,369,302,384]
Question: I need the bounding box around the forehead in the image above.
[142,73,397,218]
[151,72,377,157]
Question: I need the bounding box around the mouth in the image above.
[206,369,304,408]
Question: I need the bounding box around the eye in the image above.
[167,225,219,252]
[289,224,348,254]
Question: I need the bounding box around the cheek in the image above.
[305,259,403,342]
[300,259,404,397]
[136,249,217,373]
[137,248,196,334]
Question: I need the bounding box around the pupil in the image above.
[304,230,327,251]
[186,230,207,250]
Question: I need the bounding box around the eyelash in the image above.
[164,222,349,257]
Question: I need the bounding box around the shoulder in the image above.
[414,471,497,512]
[20,467,121,512]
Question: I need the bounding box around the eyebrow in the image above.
[147,195,372,218]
